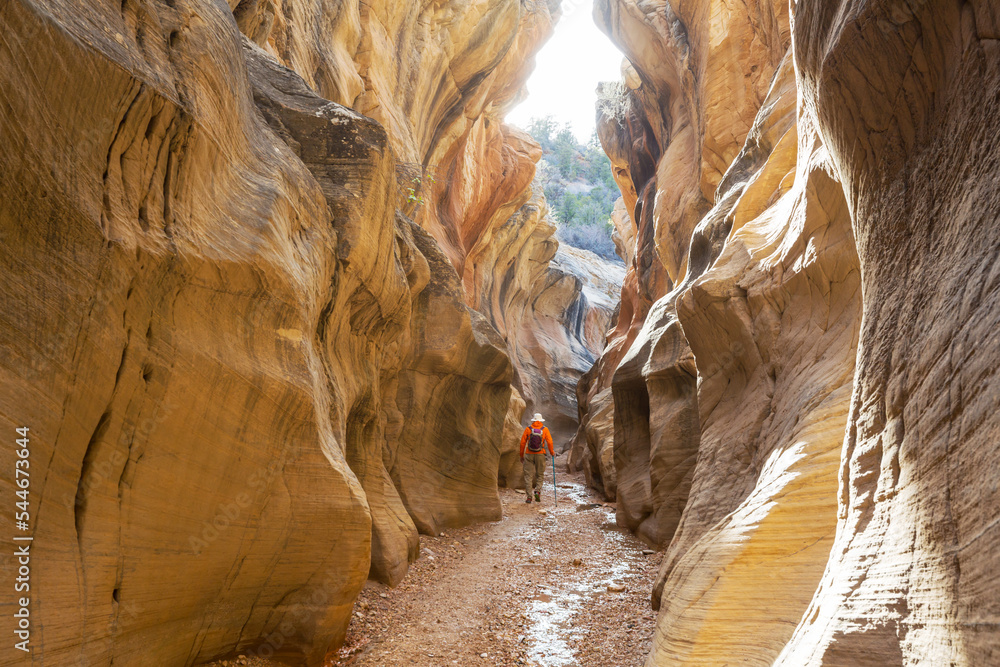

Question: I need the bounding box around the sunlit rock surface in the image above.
[586,0,793,550]
[647,63,861,664]
[585,0,856,660]
[0,4,378,662]
[777,1,1000,664]
[259,0,561,286]
[581,0,1000,664]
[0,0,564,663]
[262,0,610,445]
[261,0,623,455]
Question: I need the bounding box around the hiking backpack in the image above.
[527,427,544,453]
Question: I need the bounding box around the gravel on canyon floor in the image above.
[205,472,660,667]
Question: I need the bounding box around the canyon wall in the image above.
[778,1,1000,664]
[571,195,634,498]
[472,192,624,442]
[0,0,570,664]
[261,0,618,441]
[584,0,1000,664]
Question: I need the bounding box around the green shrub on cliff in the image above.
[522,116,621,262]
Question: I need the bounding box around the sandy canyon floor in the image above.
[209,470,659,667]
[336,472,658,667]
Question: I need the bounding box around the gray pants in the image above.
[522,452,547,495]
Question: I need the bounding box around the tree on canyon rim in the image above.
[523,115,620,261]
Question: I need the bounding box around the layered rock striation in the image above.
[260,0,617,444]
[0,0,573,664]
[580,0,1000,664]
[473,193,625,443]
[777,1,1000,664]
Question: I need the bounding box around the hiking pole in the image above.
[551,453,557,506]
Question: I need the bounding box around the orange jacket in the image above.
[520,422,554,457]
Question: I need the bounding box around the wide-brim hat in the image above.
[532,413,545,422]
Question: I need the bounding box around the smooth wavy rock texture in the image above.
[0,0,584,664]
[467,191,625,443]
[778,1,1000,664]
[258,0,618,437]
[578,0,1000,664]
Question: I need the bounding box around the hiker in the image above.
[519,412,554,503]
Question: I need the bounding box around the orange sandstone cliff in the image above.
[258,0,620,440]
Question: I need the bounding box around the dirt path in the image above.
[330,471,661,667]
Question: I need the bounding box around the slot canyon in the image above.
[0,0,998,666]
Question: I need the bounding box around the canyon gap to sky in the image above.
[506,0,625,141]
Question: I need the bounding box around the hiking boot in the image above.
[525,495,532,504]
[534,491,541,502]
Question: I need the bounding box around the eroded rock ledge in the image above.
[578,0,1000,664]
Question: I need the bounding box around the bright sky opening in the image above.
[505,2,626,143]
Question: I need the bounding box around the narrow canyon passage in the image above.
[330,473,658,667]
[4,0,1000,665]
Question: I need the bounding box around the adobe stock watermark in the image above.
[5,429,152,658]
[12,426,32,653]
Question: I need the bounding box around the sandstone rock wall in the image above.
[583,0,1000,664]
[0,0,559,664]
[0,4,375,662]
[569,195,636,496]
[537,243,624,439]
[647,63,863,663]
[475,194,625,443]
[257,0,559,280]
[577,0,794,547]
[258,0,613,446]
[777,1,1000,664]
[389,217,513,536]
[498,386,528,489]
